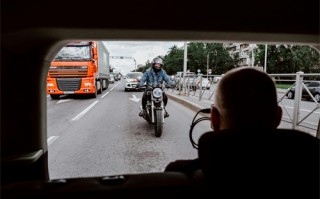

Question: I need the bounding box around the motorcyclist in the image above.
[136,57,173,118]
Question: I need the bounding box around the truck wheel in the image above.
[91,91,97,98]
[50,94,60,100]
[97,80,103,94]
[102,79,108,90]
[91,83,98,98]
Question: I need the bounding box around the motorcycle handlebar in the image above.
[138,84,173,90]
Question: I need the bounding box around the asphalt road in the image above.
[47,79,319,179]
[47,80,211,179]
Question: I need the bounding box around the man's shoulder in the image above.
[160,69,168,75]
[145,68,153,74]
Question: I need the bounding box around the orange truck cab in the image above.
[47,41,110,99]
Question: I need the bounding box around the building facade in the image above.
[224,43,257,66]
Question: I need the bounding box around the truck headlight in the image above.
[47,83,54,87]
[84,83,92,87]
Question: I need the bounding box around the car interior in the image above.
[2,0,319,198]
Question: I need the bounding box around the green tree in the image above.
[163,45,184,75]
[205,43,236,74]
[186,42,206,74]
[163,42,237,75]
[255,44,320,74]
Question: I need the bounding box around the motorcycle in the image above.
[139,84,169,137]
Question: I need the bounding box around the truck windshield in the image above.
[54,45,91,61]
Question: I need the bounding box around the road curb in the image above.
[166,89,288,114]
[166,92,204,112]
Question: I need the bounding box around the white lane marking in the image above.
[101,92,109,98]
[57,99,72,104]
[47,136,59,146]
[71,100,99,121]
[282,116,318,126]
[279,105,320,114]
[71,82,119,120]
[129,94,141,102]
[101,82,120,97]
[110,82,120,91]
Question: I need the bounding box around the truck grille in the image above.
[57,78,82,91]
[49,66,88,78]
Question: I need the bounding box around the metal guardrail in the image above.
[173,72,320,133]
[270,72,320,133]
[317,117,320,139]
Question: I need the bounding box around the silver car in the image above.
[109,74,115,84]
[125,72,143,91]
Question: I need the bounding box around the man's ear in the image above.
[211,106,220,130]
[274,106,283,128]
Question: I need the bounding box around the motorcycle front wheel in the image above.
[154,109,163,137]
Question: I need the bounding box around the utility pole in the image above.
[207,52,213,74]
[182,42,188,94]
[207,51,216,75]
[251,45,254,67]
[264,44,268,72]
[207,53,210,75]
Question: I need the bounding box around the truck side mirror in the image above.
[92,46,98,59]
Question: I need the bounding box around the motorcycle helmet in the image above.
[151,57,163,73]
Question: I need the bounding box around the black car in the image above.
[287,81,320,102]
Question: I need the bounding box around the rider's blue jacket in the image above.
[137,68,172,87]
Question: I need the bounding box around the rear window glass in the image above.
[126,73,143,79]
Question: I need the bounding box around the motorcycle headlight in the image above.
[152,88,163,98]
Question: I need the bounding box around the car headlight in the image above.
[152,88,162,98]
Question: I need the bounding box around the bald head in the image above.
[213,67,281,130]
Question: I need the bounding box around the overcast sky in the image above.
[103,41,185,75]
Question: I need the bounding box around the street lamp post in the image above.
[182,42,188,95]
[207,51,215,75]
[206,52,210,75]
[133,58,136,71]
[264,44,267,72]
[251,45,254,67]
